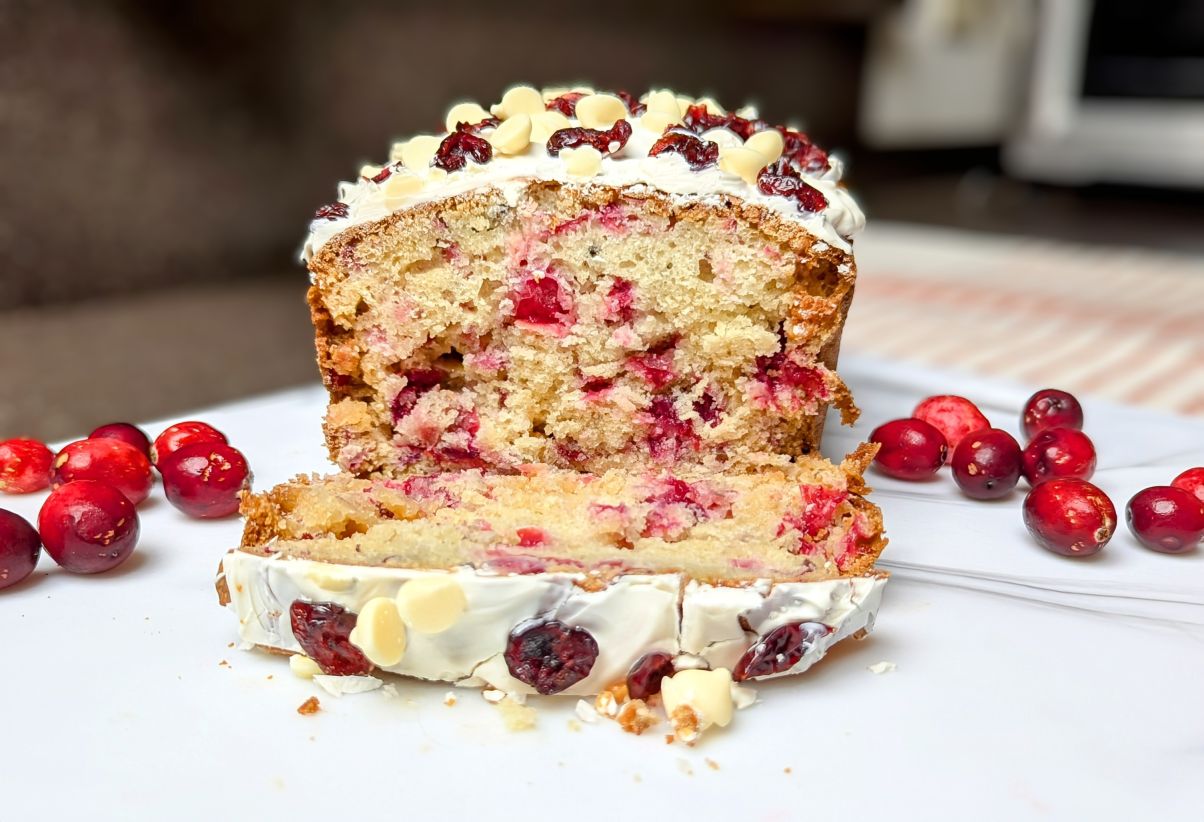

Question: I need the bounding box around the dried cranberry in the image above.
[0,437,54,494]
[89,422,152,459]
[52,438,154,506]
[950,428,1023,500]
[779,129,830,172]
[911,395,990,456]
[314,202,349,220]
[616,90,646,116]
[643,397,698,462]
[680,104,728,135]
[648,132,719,170]
[1172,467,1204,507]
[546,120,632,156]
[368,166,393,183]
[626,651,675,699]
[545,92,586,117]
[38,480,139,574]
[0,508,41,590]
[1021,428,1097,485]
[869,418,947,480]
[733,621,831,681]
[151,421,228,466]
[433,126,492,172]
[158,442,251,519]
[390,369,446,422]
[289,600,372,676]
[1023,478,1116,557]
[758,162,828,213]
[511,275,573,326]
[1126,486,1204,554]
[504,619,598,694]
[1022,389,1084,440]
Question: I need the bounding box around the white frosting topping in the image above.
[221,551,886,695]
[302,88,864,260]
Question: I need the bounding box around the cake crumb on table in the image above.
[495,696,537,731]
[705,758,720,771]
[868,661,897,674]
[297,696,321,715]
[443,691,457,706]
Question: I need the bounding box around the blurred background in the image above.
[3,0,1203,439]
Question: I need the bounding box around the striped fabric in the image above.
[843,223,1204,415]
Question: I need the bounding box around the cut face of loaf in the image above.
[237,446,885,582]
[309,183,858,478]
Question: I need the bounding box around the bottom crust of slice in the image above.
[219,551,886,697]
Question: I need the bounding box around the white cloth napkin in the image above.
[824,355,1204,624]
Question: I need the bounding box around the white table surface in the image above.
[4,355,1202,821]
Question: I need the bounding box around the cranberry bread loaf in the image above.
[217,446,886,697]
[305,86,865,478]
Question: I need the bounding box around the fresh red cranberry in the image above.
[89,422,152,459]
[733,621,831,682]
[38,480,139,574]
[693,390,723,427]
[314,202,349,220]
[511,275,572,326]
[647,132,719,170]
[516,527,549,547]
[1171,467,1204,507]
[950,428,1023,500]
[912,395,990,455]
[1021,428,1097,486]
[777,485,850,553]
[52,439,153,506]
[1021,388,1084,439]
[758,162,828,213]
[626,652,675,700]
[545,92,586,117]
[603,278,635,323]
[158,442,251,519]
[390,369,446,422]
[151,421,228,466]
[433,125,493,172]
[0,509,41,590]
[0,437,54,494]
[644,397,699,462]
[1022,478,1116,557]
[753,348,829,411]
[869,418,947,481]
[504,619,599,694]
[627,337,678,389]
[1126,486,1204,554]
[289,600,372,676]
[615,90,646,116]
[546,120,632,156]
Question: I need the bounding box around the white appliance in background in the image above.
[859,0,1033,148]
[1006,0,1204,187]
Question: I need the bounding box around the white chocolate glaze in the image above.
[220,551,886,696]
[302,87,864,261]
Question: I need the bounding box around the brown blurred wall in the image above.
[0,0,870,308]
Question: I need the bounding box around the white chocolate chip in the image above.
[304,568,355,592]
[697,96,727,115]
[399,135,442,171]
[735,104,759,119]
[702,128,743,150]
[660,668,734,730]
[744,129,785,163]
[530,110,572,143]
[561,146,603,177]
[381,172,423,207]
[639,110,681,133]
[395,576,468,634]
[288,654,322,680]
[575,94,628,130]
[444,102,491,132]
[491,85,544,119]
[348,597,406,667]
[718,146,769,185]
[644,89,680,116]
[488,113,532,155]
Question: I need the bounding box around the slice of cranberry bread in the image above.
[217,446,885,697]
[305,86,865,478]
